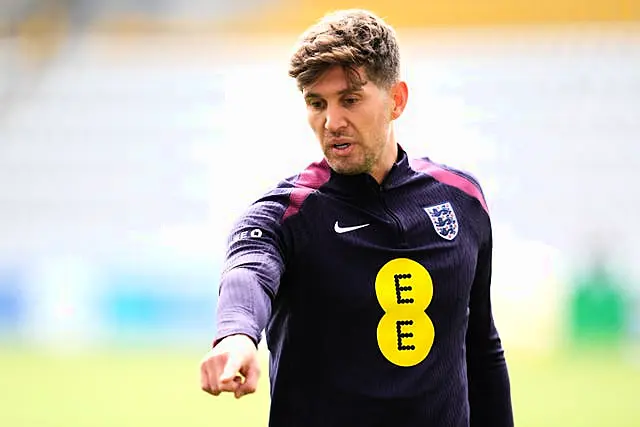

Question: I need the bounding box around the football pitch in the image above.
[0,345,638,427]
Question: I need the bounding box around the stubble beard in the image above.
[324,143,380,177]
[322,124,389,177]
[328,155,373,176]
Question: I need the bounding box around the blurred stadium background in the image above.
[1,1,639,426]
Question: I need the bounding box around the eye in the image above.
[306,99,325,110]
[343,97,359,106]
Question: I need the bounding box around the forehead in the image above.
[303,66,370,97]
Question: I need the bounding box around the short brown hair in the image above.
[288,9,401,91]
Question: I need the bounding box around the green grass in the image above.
[0,344,638,427]
[508,347,640,427]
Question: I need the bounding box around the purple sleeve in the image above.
[466,230,514,427]
[214,199,287,346]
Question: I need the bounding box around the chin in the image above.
[328,161,367,176]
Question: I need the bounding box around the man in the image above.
[200,9,513,427]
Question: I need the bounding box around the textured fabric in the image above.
[215,146,513,427]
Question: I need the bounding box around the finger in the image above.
[218,375,242,394]
[200,364,221,396]
[216,356,243,395]
[219,355,242,383]
[209,376,222,396]
[200,364,211,392]
[235,365,260,398]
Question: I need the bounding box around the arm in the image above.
[201,198,288,399]
[215,199,288,346]
[466,229,514,427]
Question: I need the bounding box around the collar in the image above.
[322,144,416,197]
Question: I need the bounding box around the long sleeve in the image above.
[214,198,288,346]
[466,230,514,427]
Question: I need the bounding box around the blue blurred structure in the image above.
[100,265,219,344]
[0,267,25,335]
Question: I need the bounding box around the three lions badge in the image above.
[424,202,458,240]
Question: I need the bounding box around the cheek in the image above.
[308,114,324,134]
[359,113,385,137]
[374,111,391,132]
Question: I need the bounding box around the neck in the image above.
[369,135,398,184]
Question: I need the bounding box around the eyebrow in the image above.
[304,88,363,99]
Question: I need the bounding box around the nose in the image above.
[324,104,347,133]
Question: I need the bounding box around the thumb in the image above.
[235,362,260,398]
[220,354,243,383]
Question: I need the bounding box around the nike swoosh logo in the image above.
[334,221,370,234]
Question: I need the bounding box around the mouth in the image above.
[328,141,355,157]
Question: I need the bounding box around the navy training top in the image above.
[215,146,513,427]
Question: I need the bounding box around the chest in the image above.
[287,190,482,313]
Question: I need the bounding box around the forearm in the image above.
[214,267,273,346]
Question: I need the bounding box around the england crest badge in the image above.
[424,202,458,240]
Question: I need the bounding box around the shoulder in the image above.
[409,157,489,216]
[251,159,332,223]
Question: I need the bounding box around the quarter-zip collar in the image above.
[322,144,416,198]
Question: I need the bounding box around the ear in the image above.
[390,81,408,121]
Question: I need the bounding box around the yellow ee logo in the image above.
[375,258,435,367]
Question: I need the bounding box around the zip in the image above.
[378,185,408,248]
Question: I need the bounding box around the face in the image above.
[302,66,407,183]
